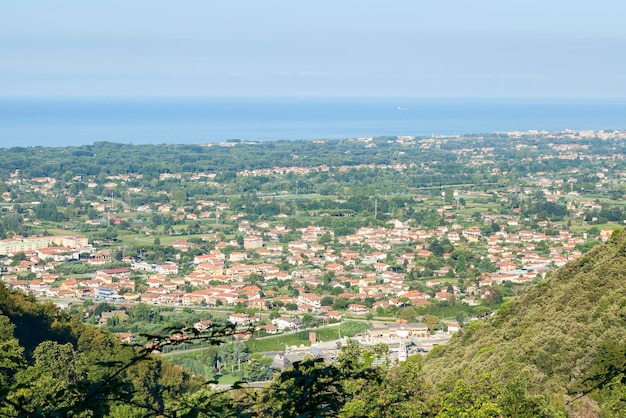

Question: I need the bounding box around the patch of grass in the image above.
[314,321,370,341]
[246,333,307,353]
[245,321,371,353]
[417,303,477,321]
[218,374,242,384]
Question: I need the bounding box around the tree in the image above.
[399,306,418,322]
[255,341,384,417]
[478,257,497,273]
[455,311,469,329]
[242,353,274,382]
[269,308,281,320]
[0,315,25,387]
[571,339,626,413]
[232,342,249,373]
[317,232,332,246]
[2,316,243,417]
[490,286,504,304]
[332,297,350,311]
[8,341,87,415]
[436,368,563,417]
[321,296,334,307]
[33,201,68,222]
[256,359,349,416]
[424,314,439,332]
[340,355,431,417]
[536,240,550,256]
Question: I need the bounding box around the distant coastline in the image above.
[1,97,625,148]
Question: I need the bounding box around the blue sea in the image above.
[1,97,626,148]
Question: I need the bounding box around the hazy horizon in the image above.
[2,97,625,149]
[2,1,626,98]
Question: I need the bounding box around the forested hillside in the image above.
[0,284,211,417]
[423,227,626,417]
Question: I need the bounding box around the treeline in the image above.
[0,137,541,185]
[0,139,423,179]
[3,135,626,203]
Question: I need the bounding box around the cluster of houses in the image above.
[2,131,626,334]
[1,205,614,321]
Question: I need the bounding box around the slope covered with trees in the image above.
[423,228,626,416]
[0,284,215,417]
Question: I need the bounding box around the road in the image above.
[102,196,131,211]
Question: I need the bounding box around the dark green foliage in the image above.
[0,315,25,387]
[0,283,241,417]
[570,339,626,414]
[32,201,68,222]
[255,341,386,417]
[522,200,569,220]
[0,283,74,357]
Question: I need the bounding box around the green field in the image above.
[246,320,370,353]
[246,333,307,353]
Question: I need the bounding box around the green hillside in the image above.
[423,228,626,416]
[0,284,208,417]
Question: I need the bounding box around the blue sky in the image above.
[2,0,626,98]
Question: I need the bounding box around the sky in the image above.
[2,0,626,98]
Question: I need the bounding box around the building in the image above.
[243,236,263,250]
[228,313,252,326]
[367,322,429,340]
[0,235,88,256]
[348,304,370,315]
[272,316,303,331]
[95,288,123,301]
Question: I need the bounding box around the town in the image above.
[1,129,626,378]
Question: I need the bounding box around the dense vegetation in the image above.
[0,282,211,417]
[4,230,626,416]
[423,228,626,416]
[2,134,623,200]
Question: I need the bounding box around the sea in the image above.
[1,97,626,148]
